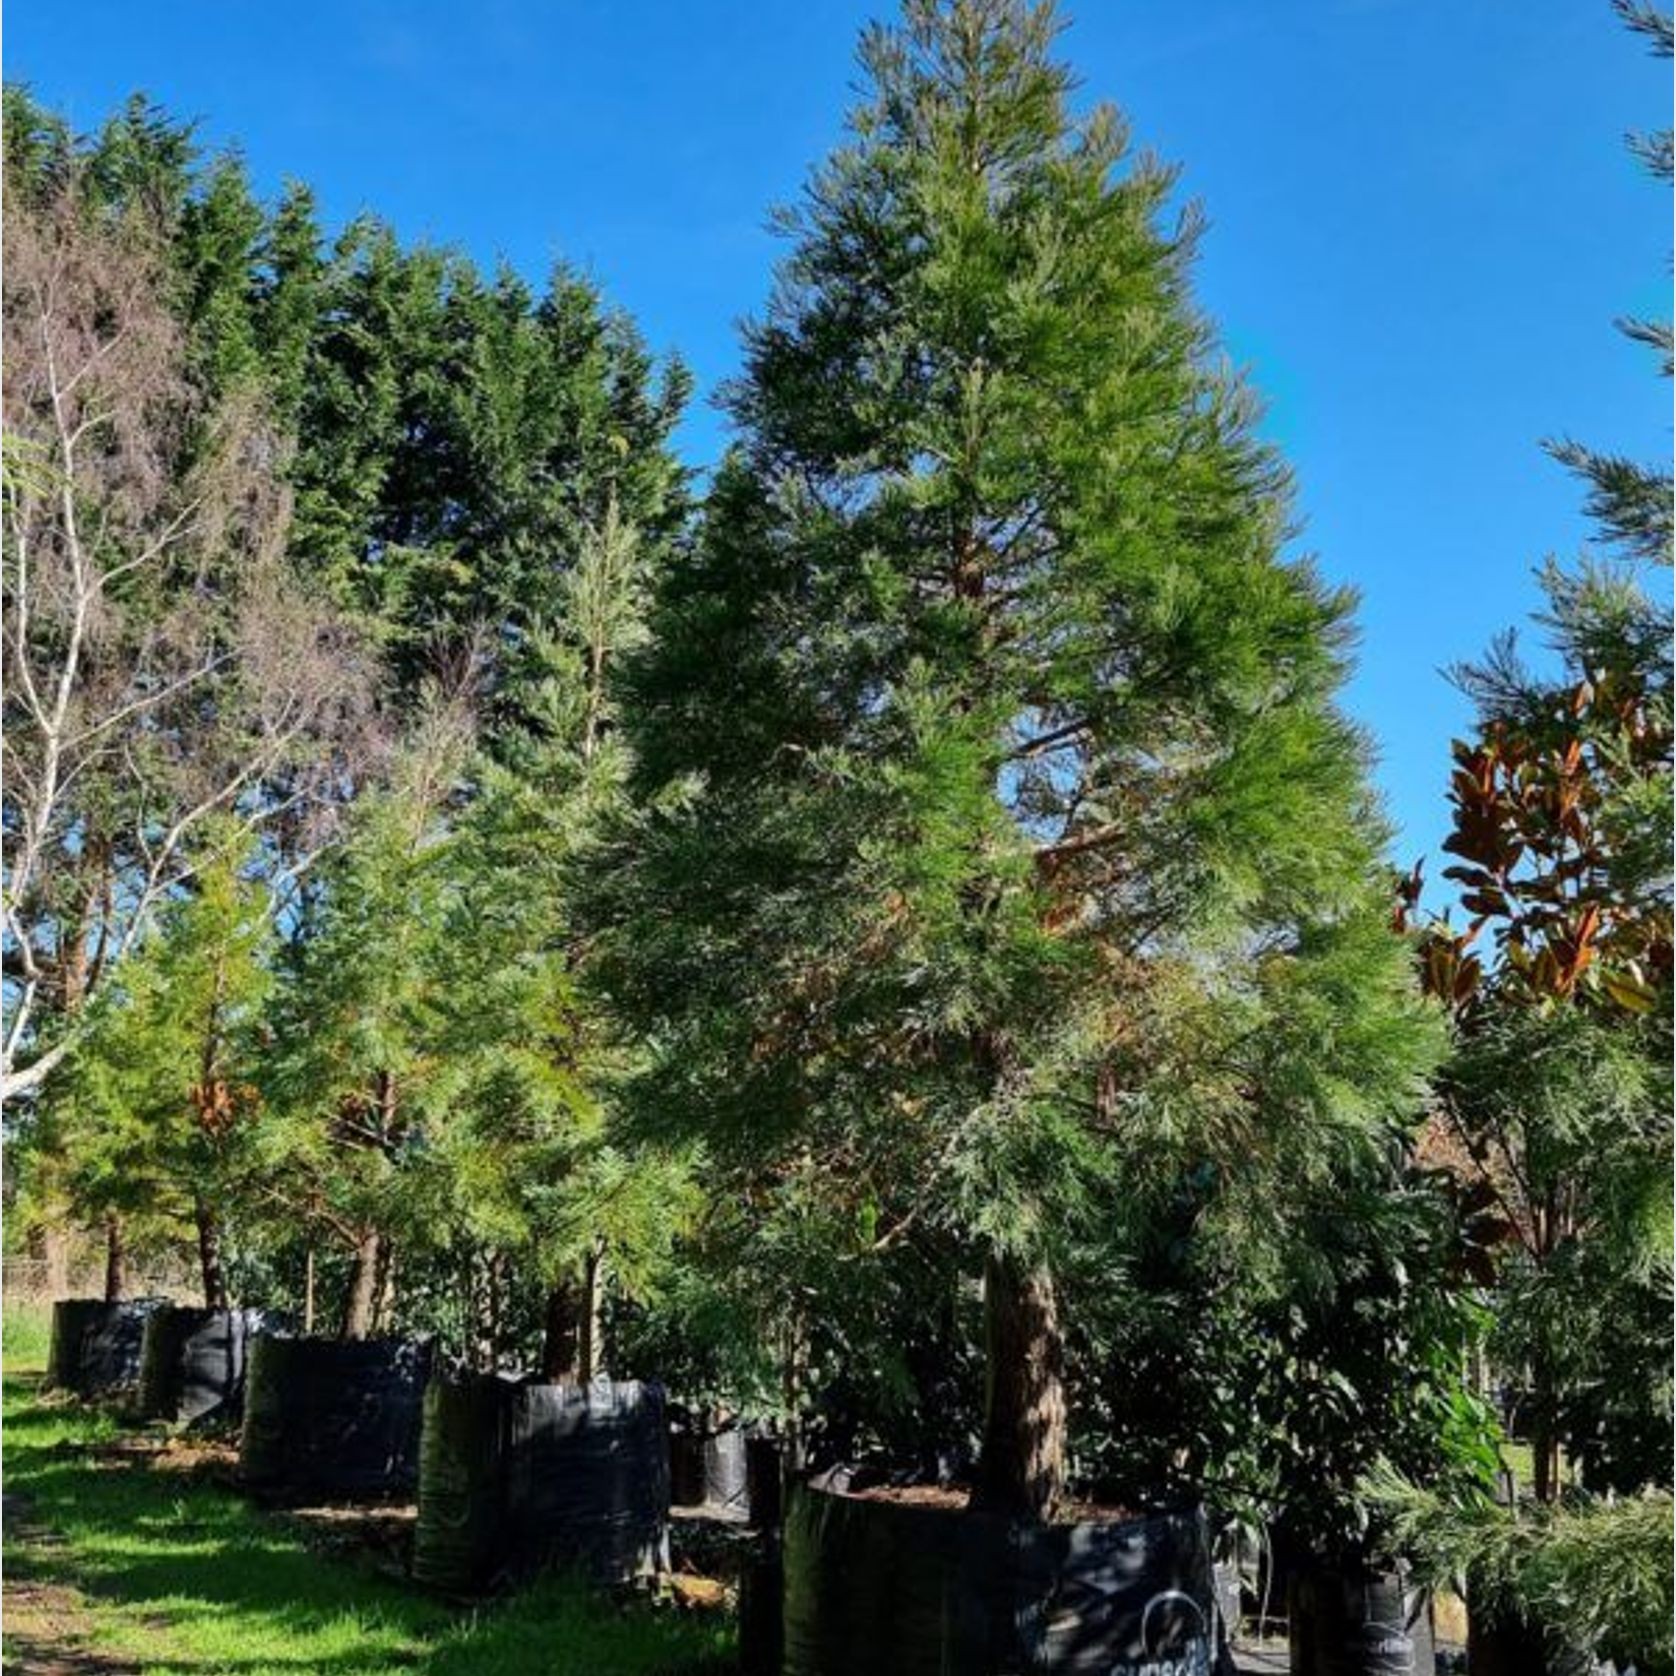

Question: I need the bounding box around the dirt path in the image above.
[2,1491,138,1676]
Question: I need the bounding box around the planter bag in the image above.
[413,1372,669,1594]
[670,1414,749,1511]
[137,1306,278,1424]
[782,1479,1219,1676]
[240,1335,432,1498]
[1467,1602,1610,1676]
[504,1378,671,1584]
[1289,1564,1435,1676]
[46,1298,166,1395]
[739,1535,785,1676]
[411,1371,524,1593]
[746,1434,785,1530]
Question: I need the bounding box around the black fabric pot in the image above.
[411,1371,526,1593]
[412,1371,669,1593]
[1287,1561,1434,1676]
[739,1535,785,1676]
[746,1434,785,1530]
[506,1378,670,1583]
[239,1335,432,1498]
[782,1479,1219,1676]
[669,1411,749,1512]
[1467,1600,1606,1676]
[137,1306,275,1423]
[45,1298,166,1395]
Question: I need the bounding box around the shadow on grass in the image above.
[4,1374,735,1676]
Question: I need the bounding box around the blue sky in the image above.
[9,1,1667,873]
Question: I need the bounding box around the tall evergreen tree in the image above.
[258,712,467,1340]
[29,829,276,1308]
[603,0,1435,1515]
[424,502,697,1375]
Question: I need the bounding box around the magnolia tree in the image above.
[1384,10,1673,1668]
[601,0,1436,1517]
[1402,0,1672,1511]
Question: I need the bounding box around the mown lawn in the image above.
[1,1305,733,1676]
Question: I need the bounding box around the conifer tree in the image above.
[605,0,1435,1516]
[426,502,697,1375]
[259,713,467,1340]
[34,828,275,1308]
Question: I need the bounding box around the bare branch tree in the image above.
[3,177,379,1099]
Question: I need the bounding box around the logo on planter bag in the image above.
[1111,1590,1211,1676]
[1353,1618,1414,1675]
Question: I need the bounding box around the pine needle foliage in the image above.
[1372,1470,1674,1676]
[31,827,276,1301]
[601,0,1438,1509]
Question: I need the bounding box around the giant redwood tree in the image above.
[603,0,1436,1517]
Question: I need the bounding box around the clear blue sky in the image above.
[9,1,1667,874]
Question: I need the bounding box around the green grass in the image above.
[3,1296,54,1372]
[2,1311,734,1676]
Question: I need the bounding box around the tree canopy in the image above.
[598,0,1439,1517]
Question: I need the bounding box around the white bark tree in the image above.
[2,178,375,1100]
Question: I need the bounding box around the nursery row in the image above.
[46,1296,1483,1676]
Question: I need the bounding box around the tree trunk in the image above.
[102,1213,127,1302]
[781,1313,808,1475]
[578,1240,605,1380]
[373,1239,396,1335]
[970,1251,1066,1520]
[1531,1407,1560,1504]
[340,1229,383,1341]
[303,1246,316,1334]
[195,1195,228,1311]
[541,1278,582,1381]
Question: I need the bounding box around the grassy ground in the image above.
[4,1297,54,1374]
[2,1304,734,1676]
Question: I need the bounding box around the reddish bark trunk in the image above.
[102,1213,127,1303]
[372,1238,396,1334]
[340,1229,384,1341]
[578,1241,605,1380]
[196,1195,228,1311]
[970,1251,1066,1520]
[541,1279,582,1381]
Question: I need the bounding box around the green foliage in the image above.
[1372,1470,1674,1676]
[0,83,690,721]
[1068,1155,1500,1556]
[2,1300,53,1374]
[28,829,277,1286]
[2,84,691,1346]
[602,0,1437,1495]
